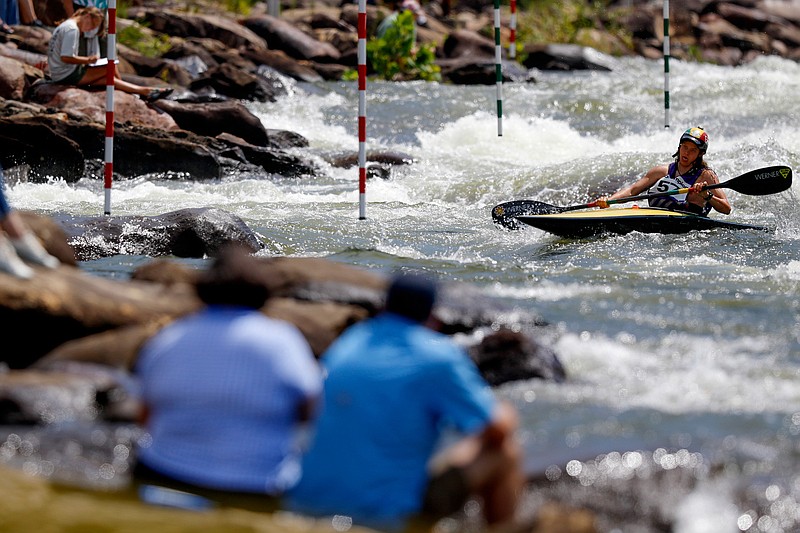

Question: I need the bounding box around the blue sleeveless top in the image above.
[648,162,712,216]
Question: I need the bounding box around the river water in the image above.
[5,55,800,531]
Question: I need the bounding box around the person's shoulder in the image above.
[648,163,670,175]
[699,165,717,179]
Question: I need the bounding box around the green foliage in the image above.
[223,0,254,15]
[341,69,359,81]
[117,24,171,58]
[515,0,633,56]
[367,10,441,82]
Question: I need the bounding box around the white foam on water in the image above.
[247,90,354,150]
[544,331,800,416]
[415,113,612,167]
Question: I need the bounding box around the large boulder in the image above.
[439,28,495,60]
[438,57,534,84]
[522,44,617,71]
[0,115,86,181]
[243,14,342,63]
[152,99,270,146]
[28,84,179,130]
[0,103,319,181]
[130,9,267,51]
[58,207,264,261]
[0,264,199,369]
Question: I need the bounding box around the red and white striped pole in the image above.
[509,0,517,60]
[103,0,117,215]
[357,0,367,220]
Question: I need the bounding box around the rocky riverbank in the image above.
[2,0,800,181]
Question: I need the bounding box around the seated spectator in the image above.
[289,273,524,529]
[46,7,172,101]
[0,163,60,279]
[61,0,107,57]
[134,245,322,510]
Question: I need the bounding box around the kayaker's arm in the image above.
[688,168,732,214]
[597,165,668,208]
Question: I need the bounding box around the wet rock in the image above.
[59,207,264,261]
[214,133,319,177]
[470,327,567,385]
[438,57,535,84]
[0,365,136,424]
[522,44,617,71]
[188,62,283,102]
[0,115,85,182]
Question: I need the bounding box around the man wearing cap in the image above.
[289,273,523,529]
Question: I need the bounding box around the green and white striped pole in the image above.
[663,0,670,128]
[494,0,503,136]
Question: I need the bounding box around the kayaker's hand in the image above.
[597,197,610,209]
[689,182,705,194]
[689,182,713,204]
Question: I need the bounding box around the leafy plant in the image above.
[117,24,171,58]
[367,10,440,82]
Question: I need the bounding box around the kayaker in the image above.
[597,127,732,215]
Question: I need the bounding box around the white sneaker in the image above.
[12,233,60,269]
[0,237,34,279]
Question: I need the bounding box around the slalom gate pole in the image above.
[509,0,516,59]
[493,0,503,136]
[104,0,117,215]
[663,0,670,129]
[358,0,367,219]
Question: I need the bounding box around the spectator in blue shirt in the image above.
[289,273,524,529]
[134,245,322,509]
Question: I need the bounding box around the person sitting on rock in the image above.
[134,244,322,510]
[0,163,60,279]
[46,7,172,102]
[289,273,524,529]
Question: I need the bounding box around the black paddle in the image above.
[492,165,793,229]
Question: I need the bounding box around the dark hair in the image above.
[384,273,437,323]
[194,244,272,309]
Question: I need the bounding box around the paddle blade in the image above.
[718,165,793,195]
[492,200,563,229]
